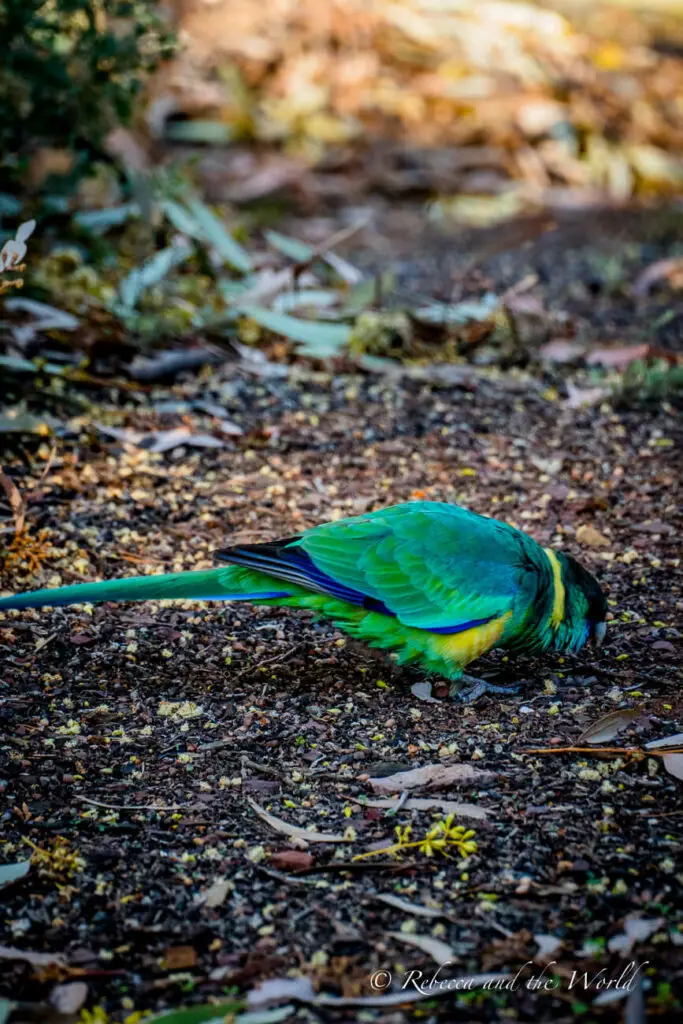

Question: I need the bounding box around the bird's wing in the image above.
[220,503,526,633]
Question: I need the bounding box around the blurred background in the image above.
[1,0,683,443]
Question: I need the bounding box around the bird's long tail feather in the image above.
[0,566,290,612]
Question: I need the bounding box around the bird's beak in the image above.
[594,621,607,647]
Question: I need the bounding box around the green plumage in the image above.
[0,502,607,684]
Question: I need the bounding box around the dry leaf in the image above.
[565,384,608,409]
[0,469,25,537]
[368,763,494,794]
[162,945,197,970]
[645,733,683,750]
[538,339,586,364]
[534,934,563,960]
[577,708,641,745]
[0,945,66,968]
[268,850,314,871]
[575,524,610,548]
[388,930,457,965]
[350,796,489,820]
[633,257,683,295]
[248,798,348,843]
[662,754,683,782]
[248,976,316,1009]
[586,344,678,369]
[607,916,663,954]
[203,879,231,908]
[410,680,441,703]
[50,982,88,1014]
[373,893,445,918]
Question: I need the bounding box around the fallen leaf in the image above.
[410,680,441,703]
[534,934,563,960]
[248,798,348,843]
[145,1001,245,1024]
[372,893,445,918]
[162,945,198,970]
[50,982,88,1014]
[538,339,587,364]
[129,349,225,382]
[607,916,663,954]
[575,524,610,548]
[645,733,683,750]
[349,796,489,820]
[240,307,351,358]
[662,754,683,782]
[268,850,314,871]
[203,879,231,908]
[633,256,683,295]
[0,999,15,1024]
[143,428,225,453]
[0,471,25,537]
[0,860,30,889]
[247,976,315,1009]
[388,930,457,965]
[564,383,608,409]
[577,708,641,745]
[368,763,494,794]
[0,945,66,968]
[586,344,677,370]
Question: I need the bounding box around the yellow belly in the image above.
[433,611,512,668]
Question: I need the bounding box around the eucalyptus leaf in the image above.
[264,230,312,262]
[74,203,139,233]
[241,307,351,357]
[165,120,234,144]
[0,861,30,889]
[146,1001,244,1024]
[184,196,252,273]
[413,293,499,325]
[0,998,15,1024]
[118,242,192,310]
[273,289,338,313]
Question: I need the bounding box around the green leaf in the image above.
[0,998,16,1024]
[241,307,351,357]
[146,1001,244,1024]
[184,197,252,273]
[165,120,234,144]
[0,412,52,434]
[264,230,312,262]
[341,273,395,316]
[118,242,192,310]
[273,289,337,313]
[0,861,30,889]
[413,293,499,325]
[0,356,39,375]
[74,203,139,234]
[237,1008,295,1023]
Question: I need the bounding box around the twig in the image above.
[254,863,318,886]
[241,755,285,780]
[75,796,194,811]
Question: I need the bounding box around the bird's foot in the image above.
[450,674,521,703]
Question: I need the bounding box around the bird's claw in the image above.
[450,675,521,703]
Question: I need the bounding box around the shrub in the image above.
[0,0,176,185]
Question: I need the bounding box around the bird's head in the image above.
[553,552,608,653]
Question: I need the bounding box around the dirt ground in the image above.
[1,209,682,1023]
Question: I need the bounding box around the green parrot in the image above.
[0,502,607,699]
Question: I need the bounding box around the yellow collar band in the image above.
[543,548,566,630]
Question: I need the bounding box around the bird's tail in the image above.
[0,566,290,612]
